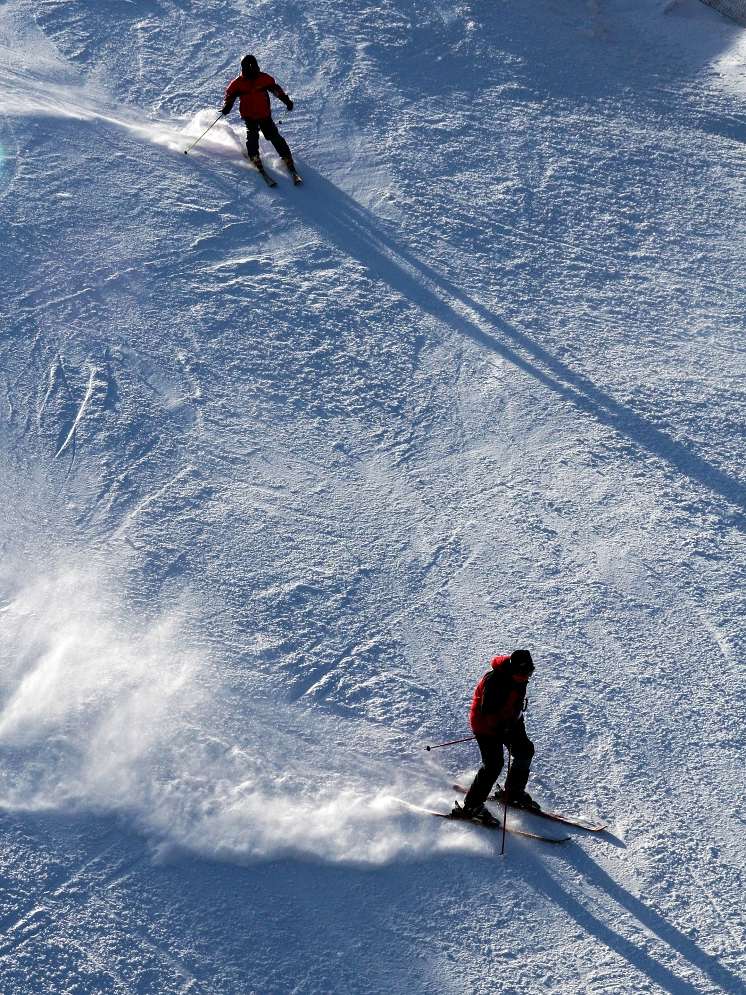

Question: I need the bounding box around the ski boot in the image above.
[282,155,303,186]
[247,153,277,187]
[497,787,541,812]
[450,800,500,827]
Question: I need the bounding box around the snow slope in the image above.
[701,1,746,28]
[1,0,745,991]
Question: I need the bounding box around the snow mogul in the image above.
[221,54,300,184]
[452,650,538,825]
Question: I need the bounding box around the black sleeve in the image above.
[268,82,291,106]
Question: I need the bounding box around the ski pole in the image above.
[424,736,475,752]
[501,750,512,856]
[184,113,222,155]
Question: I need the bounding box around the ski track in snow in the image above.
[1,0,745,991]
[53,365,96,459]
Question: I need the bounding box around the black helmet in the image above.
[509,649,534,676]
[241,54,259,78]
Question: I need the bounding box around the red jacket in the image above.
[469,655,529,735]
[224,72,288,120]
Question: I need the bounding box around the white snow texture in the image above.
[0,0,744,993]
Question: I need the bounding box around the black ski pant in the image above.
[463,721,534,811]
[243,116,292,162]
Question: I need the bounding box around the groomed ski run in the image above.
[1,1,744,993]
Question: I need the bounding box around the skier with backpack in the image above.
[452,649,538,826]
[221,54,301,185]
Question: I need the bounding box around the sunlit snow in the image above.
[1,0,744,992]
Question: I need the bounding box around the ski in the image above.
[433,809,567,843]
[254,164,277,188]
[394,799,568,843]
[453,784,606,832]
[244,153,277,187]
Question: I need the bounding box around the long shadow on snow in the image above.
[4,808,740,993]
[522,844,741,995]
[289,169,746,525]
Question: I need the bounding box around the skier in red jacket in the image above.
[221,55,299,180]
[452,650,538,824]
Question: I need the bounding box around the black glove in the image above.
[220,105,229,116]
[285,98,294,112]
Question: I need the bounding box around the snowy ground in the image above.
[1,0,745,992]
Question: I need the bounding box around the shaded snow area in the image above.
[1,0,745,991]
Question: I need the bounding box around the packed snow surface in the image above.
[1,0,745,992]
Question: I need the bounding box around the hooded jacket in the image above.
[469,655,529,736]
[223,72,289,120]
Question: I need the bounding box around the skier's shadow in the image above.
[520,844,741,995]
[288,167,746,526]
